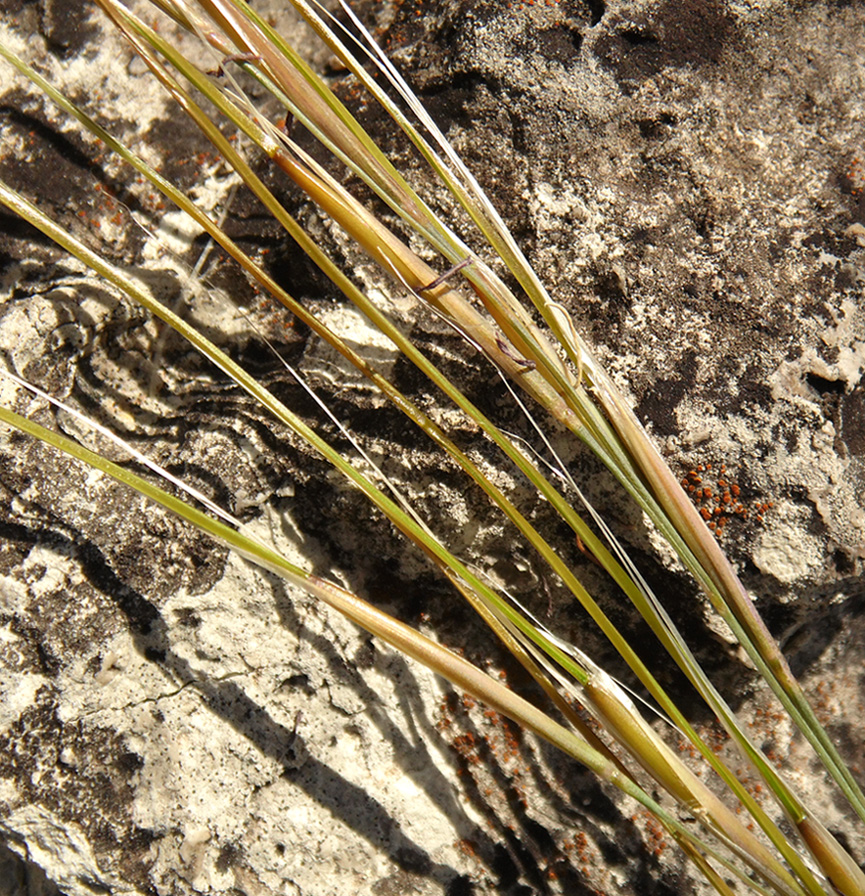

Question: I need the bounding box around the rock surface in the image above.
[0,1,864,894]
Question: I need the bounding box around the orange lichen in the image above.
[848,156,864,195]
[681,463,775,537]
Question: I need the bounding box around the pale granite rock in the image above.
[0,1,863,895]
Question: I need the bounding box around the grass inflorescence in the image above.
[0,2,863,894]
